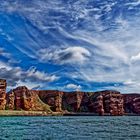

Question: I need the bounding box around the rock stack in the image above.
[0,79,7,110]
[6,91,15,110]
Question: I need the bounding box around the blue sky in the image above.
[0,0,140,93]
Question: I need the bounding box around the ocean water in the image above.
[0,116,139,140]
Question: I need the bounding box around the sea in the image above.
[0,116,139,140]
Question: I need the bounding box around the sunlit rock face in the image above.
[103,91,124,116]
[6,86,51,111]
[0,79,6,110]
[38,90,63,112]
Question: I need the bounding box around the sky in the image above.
[0,0,140,93]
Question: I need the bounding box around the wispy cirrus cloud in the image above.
[1,1,140,93]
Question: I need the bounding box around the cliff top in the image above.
[0,79,6,82]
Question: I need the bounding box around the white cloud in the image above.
[125,0,140,6]
[65,83,81,91]
[12,81,41,90]
[0,63,59,88]
[26,67,59,82]
[39,46,91,65]
[131,53,140,62]
[0,48,11,59]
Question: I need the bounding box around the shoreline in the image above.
[0,110,63,117]
[0,110,139,116]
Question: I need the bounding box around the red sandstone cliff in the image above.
[123,94,140,114]
[0,79,140,115]
[38,90,63,112]
[88,90,124,115]
[6,86,51,112]
[0,79,6,110]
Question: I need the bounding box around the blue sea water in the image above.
[0,116,139,140]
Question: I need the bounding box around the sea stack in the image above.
[0,79,7,110]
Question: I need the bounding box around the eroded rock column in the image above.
[0,79,7,110]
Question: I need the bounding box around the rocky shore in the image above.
[0,79,140,116]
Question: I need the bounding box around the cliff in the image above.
[0,79,140,116]
[123,94,140,114]
[6,87,51,112]
[0,79,6,110]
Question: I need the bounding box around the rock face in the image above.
[62,92,90,112]
[89,93,104,115]
[62,92,82,112]
[6,91,15,110]
[0,79,6,110]
[1,79,140,115]
[103,91,124,115]
[6,86,51,112]
[38,90,63,112]
[123,94,140,114]
[89,90,124,115]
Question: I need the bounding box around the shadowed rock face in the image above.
[0,79,6,110]
[89,90,124,116]
[0,79,140,115]
[62,92,91,112]
[6,91,15,110]
[123,94,140,114]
